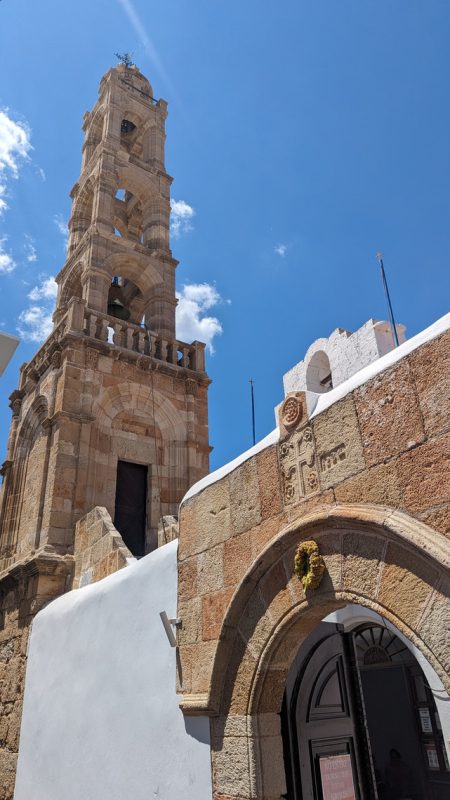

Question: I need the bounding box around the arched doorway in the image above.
[282,617,450,800]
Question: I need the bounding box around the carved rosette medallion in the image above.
[279,425,319,505]
[280,395,303,429]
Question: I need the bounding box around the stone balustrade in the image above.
[82,306,205,372]
[21,297,206,384]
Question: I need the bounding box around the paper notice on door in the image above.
[319,754,357,800]
[419,707,433,734]
[425,744,440,770]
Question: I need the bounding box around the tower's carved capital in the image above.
[9,390,24,417]
[185,379,198,397]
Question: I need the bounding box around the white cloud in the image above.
[0,109,32,215]
[54,214,69,250]
[274,243,287,257]
[18,275,57,343]
[0,185,7,216]
[0,236,15,273]
[37,166,46,182]
[17,305,54,343]
[27,276,57,301]
[25,235,37,263]
[176,282,223,353]
[170,199,195,238]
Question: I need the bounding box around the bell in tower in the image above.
[107,278,131,321]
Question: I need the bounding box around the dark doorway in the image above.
[282,624,370,800]
[114,460,148,557]
[355,625,450,800]
[282,622,450,800]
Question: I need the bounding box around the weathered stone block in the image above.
[73,506,132,588]
[418,505,450,539]
[178,555,198,601]
[335,461,401,507]
[202,588,234,641]
[313,396,365,489]
[212,735,251,798]
[417,575,450,676]
[179,479,232,560]
[190,640,217,693]
[256,445,283,519]
[342,531,385,597]
[355,361,425,466]
[178,596,203,645]
[378,542,438,627]
[409,330,450,436]
[197,544,225,595]
[229,459,262,536]
[223,532,252,588]
[396,434,450,514]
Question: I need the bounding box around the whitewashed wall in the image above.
[14,540,213,800]
[283,319,406,395]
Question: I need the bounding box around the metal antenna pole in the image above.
[249,378,256,446]
[376,252,400,348]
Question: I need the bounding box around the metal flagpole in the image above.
[249,378,256,446]
[376,252,400,348]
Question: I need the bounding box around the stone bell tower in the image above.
[0,62,211,568]
[0,61,210,798]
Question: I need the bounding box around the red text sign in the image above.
[319,754,357,800]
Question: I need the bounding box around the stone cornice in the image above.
[0,548,74,594]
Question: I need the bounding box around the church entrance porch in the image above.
[192,507,450,800]
[282,615,450,800]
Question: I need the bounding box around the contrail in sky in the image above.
[116,0,181,106]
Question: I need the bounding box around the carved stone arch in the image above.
[58,263,84,311]
[0,395,51,560]
[68,176,95,251]
[102,250,163,298]
[115,164,159,204]
[306,349,332,392]
[83,103,106,163]
[119,109,146,158]
[119,109,144,128]
[200,504,450,800]
[93,382,186,443]
[15,395,49,458]
[70,175,95,221]
[203,504,450,721]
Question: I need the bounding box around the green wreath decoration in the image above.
[294,540,325,591]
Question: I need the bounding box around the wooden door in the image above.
[114,460,148,557]
[283,629,372,800]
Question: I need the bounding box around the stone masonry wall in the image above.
[73,506,133,589]
[0,552,73,800]
[177,328,450,714]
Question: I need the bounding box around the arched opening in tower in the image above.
[306,350,333,393]
[107,277,143,324]
[120,117,143,158]
[113,188,143,243]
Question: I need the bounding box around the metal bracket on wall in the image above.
[159,610,182,647]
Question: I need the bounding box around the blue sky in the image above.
[0,0,449,472]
